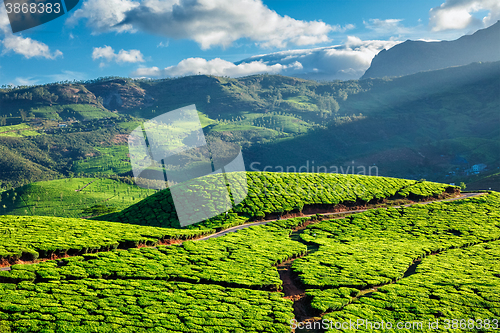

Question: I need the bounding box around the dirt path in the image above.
[0,192,484,272]
[277,256,311,322]
[75,180,96,192]
[196,192,482,241]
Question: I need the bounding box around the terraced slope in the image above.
[0,215,211,264]
[294,192,500,329]
[96,172,456,229]
[0,193,498,333]
[0,178,157,218]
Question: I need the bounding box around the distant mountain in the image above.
[0,61,498,189]
[362,21,500,79]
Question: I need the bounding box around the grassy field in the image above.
[71,146,132,176]
[0,124,39,137]
[33,104,118,120]
[0,178,157,218]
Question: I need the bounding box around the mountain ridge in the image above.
[0,61,498,189]
[362,21,500,79]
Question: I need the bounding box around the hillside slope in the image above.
[362,21,500,79]
[95,172,457,229]
[0,61,498,190]
[250,61,500,182]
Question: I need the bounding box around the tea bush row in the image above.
[0,215,211,262]
[0,279,294,333]
[294,192,500,290]
[1,219,309,290]
[98,172,454,230]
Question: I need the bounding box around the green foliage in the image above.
[307,287,359,312]
[97,172,452,230]
[0,215,210,262]
[81,204,117,216]
[0,178,156,218]
[397,181,457,198]
[322,240,500,331]
[0,124,39,137]
[71,146,132,175]
[32,104,118,121]
[0,280,293,333]
[294,192,500,290]
[3,221,306,289]
[0,126,126,189]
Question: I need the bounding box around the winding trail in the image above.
[196,192,482,241]
[0,192,484,273]
[74,180,96,192]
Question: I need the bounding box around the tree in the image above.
[19,109,27,121]
[459,182,467,190]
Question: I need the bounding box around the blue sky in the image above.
[0,0,498,85]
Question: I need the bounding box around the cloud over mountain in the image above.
[92,46,145,67]
[234,37,400,80]
[68,0,352,49]
[132,36,399,80]
[429,0,500,31]
[132,57,303,78]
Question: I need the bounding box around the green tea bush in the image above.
[0,280,293,333]
[0,215,211,262]
[2,221,307,289]
[98,172,454,230]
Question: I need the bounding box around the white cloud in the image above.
[361,18,429,40]
[2,35,63,59]
[429,0,500,31]
[235,36,401,80]
[132,58,303,78]
[92,45,116,62]
[66,0,140,33]
[0,7,10,33]
[364,19,407,34]
[92,45,145,66]
[0,7,63,59]
[132,37,400,81]
[11,77,38,86]
[69,0,353,49]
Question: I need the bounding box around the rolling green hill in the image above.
[0,192,498,332]
[0,61,498,192]
[0,178,157,218]
[95,172,457,230]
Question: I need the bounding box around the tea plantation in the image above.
[0,178,158,218]
[297,192,500,331]
[95,172,455,230]
[0,215,211,263]
[0,173,497,333]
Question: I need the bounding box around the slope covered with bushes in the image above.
[96,172,457,229]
